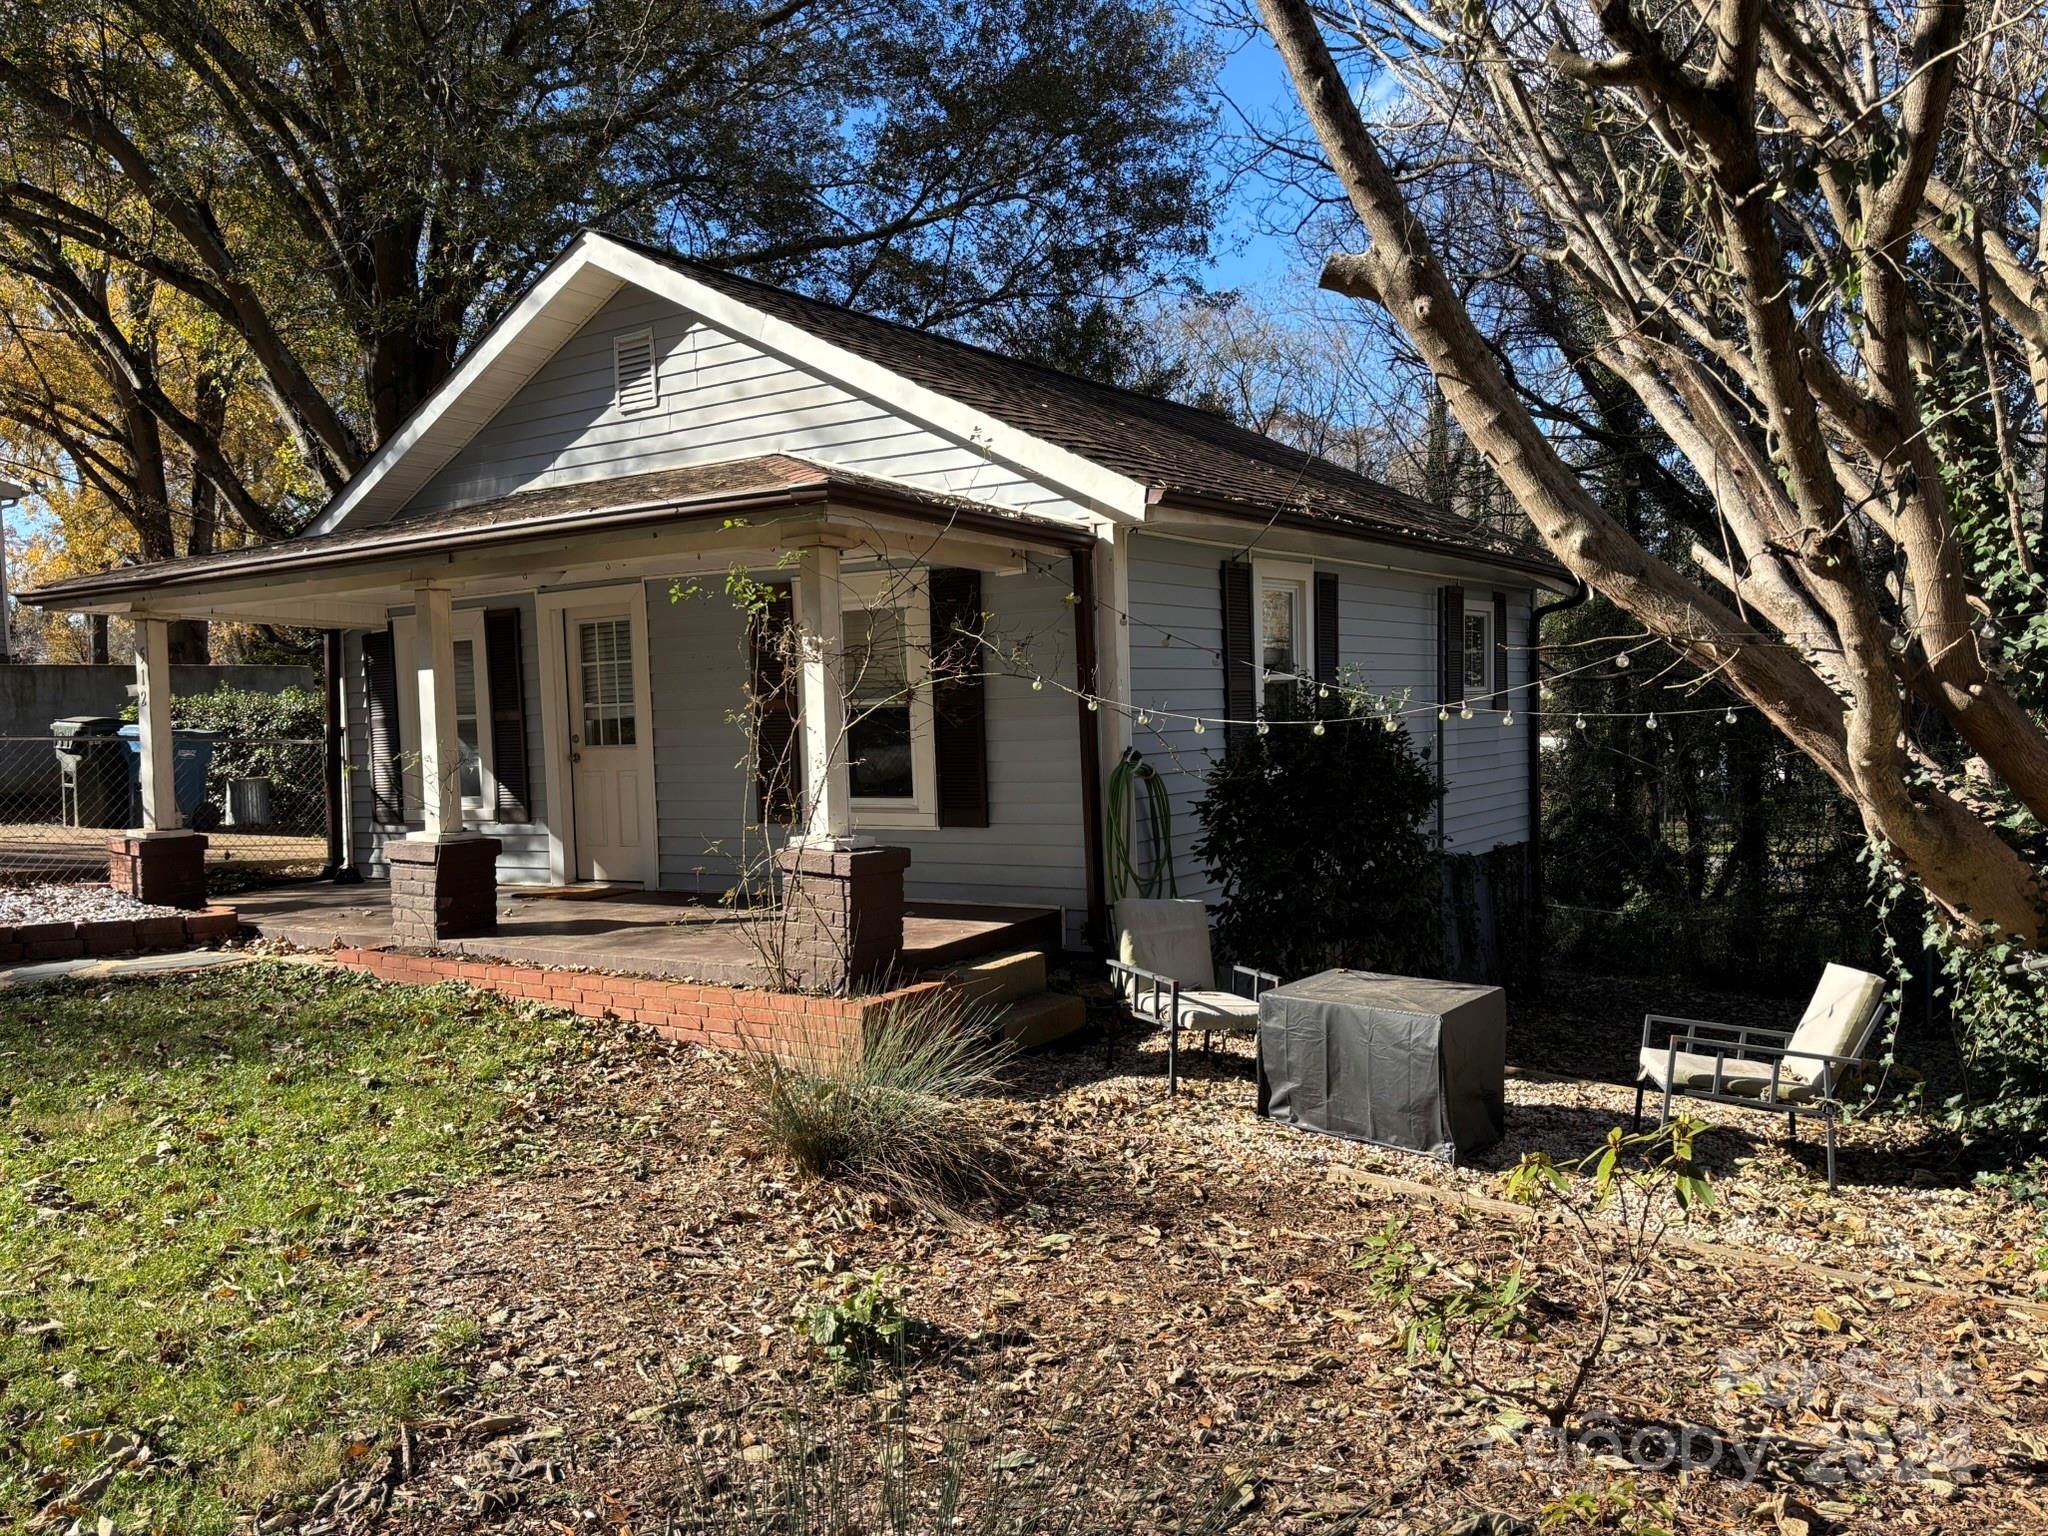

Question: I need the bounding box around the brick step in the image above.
[933,948,1047,1012]
[993,990,1088,1051]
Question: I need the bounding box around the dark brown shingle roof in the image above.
[612,236,1559,576]
[23,456,1086,607]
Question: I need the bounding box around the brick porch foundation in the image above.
[773,842,910,991]
[107,831,208,909]
[330,946,944,1069]
[388,835,501,944]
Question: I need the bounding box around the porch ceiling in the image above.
[20,456,1096,625]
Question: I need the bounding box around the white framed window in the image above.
[1462,603,1494,695]
[613,328,657,413]
[393,609,496,823]
[1253,559,1314,715]
[843,570,937,830]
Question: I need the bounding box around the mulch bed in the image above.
[313,986,2046,1536]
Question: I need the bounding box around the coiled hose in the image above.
[1106,747,1177,902]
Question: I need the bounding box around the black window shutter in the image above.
[484,608,531,823]
[1220,560,1256,739]
[1314,571,1340,685]
[1492,590,1509,707]
[361,626,405,825]
[929,568,990,828]
[750,585,798,822]
[1438,584,1466,706]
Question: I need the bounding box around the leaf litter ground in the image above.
[322,969,2048,1536]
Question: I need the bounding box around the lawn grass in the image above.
[0,961,584,1534]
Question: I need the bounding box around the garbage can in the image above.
[51,715,130,828]
[118,725,225,830]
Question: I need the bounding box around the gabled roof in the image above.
[23,457,1088,609]
[614,237,1558,573]
[286,229,1561,579]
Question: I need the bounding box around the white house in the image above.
[25,232,1569,984]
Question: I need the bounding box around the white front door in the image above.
[566,606,649,883]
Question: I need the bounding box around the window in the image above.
[579,617,638,746]
[843,572,937,828]
[452,635,487,807]
[1254,561,1313,715]
[1462,606,1493,695]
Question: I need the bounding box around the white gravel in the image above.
[0,884,186,926]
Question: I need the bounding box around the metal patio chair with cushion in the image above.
[1633,962,1890,1193]
[1106,898,1280,1095]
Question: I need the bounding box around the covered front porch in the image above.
[33,459,1108,991]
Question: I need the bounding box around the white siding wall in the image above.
[404,286,1094,525]
[1123,531,1533,900]
[343,594,551,882]
[644,561,1089,913]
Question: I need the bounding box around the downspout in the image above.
[1071,547,1110,952]
[1527,579,1590,990]
[322,629,349,879]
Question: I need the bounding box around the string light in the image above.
[1192,719,1206,735]
[1614,653,1632,670]
[1723,709,1736,726]
[1383,716,1399,732]
[1503,711,1515,726]
[1312,721,1326,736]
[1459,703,1473,720]
[1438,706,1450,721]
[1256,719,1270,736]
[1646,713,1659,731]
[1318,686,1330,700]
[1086,697,1100,712]
[1575,716,1587,730]
[1030,677,1044,691]
[1137,710,1150,726]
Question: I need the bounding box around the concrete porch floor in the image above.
[232,881,1064,989]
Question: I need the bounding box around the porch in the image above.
[233,882,1064,990]
[29,458,1111,990]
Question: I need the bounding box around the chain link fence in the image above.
[0,731,329,887]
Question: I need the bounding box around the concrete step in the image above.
[935,948,1047,1012]
[994,990,1088,1051]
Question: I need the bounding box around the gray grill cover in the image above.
[1256,969,1505,1161]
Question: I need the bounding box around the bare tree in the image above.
[1253,0,2048,941]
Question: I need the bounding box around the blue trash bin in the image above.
[119,725,224,829]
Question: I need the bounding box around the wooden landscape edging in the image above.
[1322,1160,2048,1323]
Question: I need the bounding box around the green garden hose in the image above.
[1106,748,1177,902]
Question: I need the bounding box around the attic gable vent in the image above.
[613,329,657,413]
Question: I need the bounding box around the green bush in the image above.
[1192,680,1440,978]
[744,986,1011,1205]
[124,683,324,801]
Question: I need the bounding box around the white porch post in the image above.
[134,617,178,830]
[412,584,467,840]
[791,542,852,845]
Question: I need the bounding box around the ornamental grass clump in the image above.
[745,985,1012,1205]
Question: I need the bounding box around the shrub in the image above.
[123,683,325,800]
[1193,679,1440,978]
[744,986,1010,1205]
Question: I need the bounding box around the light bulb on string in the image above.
[1438,706,1450,721]
[1192,719,1206,736]
[1383,716,1399,733]
[1503,711,1515,727]
[1030,677,1044,692]
[1646,713,1658,731]
[1574,715,1586,730]
[1137,711,1150,727]
[1311,721,1326,737]
[1459,704,1473,720]
[1614,653,1632,670]
[1086,697,1100,713]
[1318,686,1330,700]
[1723,709,1736,726]
[1256,719,1270,736]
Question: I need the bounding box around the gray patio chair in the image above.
[1106,898,1279,1095]
[1632,962,1889,1193]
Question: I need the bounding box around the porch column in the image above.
[790,542,852,845]
[389,585,499,945]
[412,584,465,840]
[773,535,910,994]
[107,616,209,908]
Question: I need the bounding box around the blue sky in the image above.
[1198,17,1310,293]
